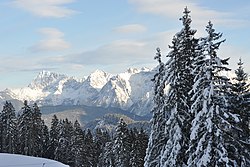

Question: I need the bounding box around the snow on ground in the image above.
[0,153,69,167]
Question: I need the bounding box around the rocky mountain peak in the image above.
[28,70,67,90]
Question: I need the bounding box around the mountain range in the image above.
[0,68,156,116]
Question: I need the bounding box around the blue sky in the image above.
[0,0,250,89]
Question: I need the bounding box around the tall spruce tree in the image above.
[98,141,115,167]
[0,101,17,153]
[227,59,250,165]
[47,114,60,159]
[113,118,131,167]
[32,103,44,157]
[82,129,96,167]
[72,120,85,167]
[94,128,111,166]
[17,100,35,155]
[144,48,167,167]
[55,118,74,166]
[186,21,241,166]
[130,128,148,167]
[160,7,198,166]
[41,120,50,158]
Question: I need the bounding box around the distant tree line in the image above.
[0,100,149,167]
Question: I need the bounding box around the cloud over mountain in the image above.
[30,28,71,52]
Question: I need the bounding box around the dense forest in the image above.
[0,100,148,167]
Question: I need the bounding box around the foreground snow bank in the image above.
[0,153,69,167]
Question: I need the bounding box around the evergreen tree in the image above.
[227,59,250,165]
[113,118,131,167]
[0,101,17,153]
[55,118,74,166]
[32,103,44,157]
[160,7,198,166]
[41,120,50,158]
[144,48,167,167]
[72,120,85,167]
[130,128,148,167]
[187,21,240,166]
[47,114,60,159]
[94,128,111,166]
[17,100,34,155]
[82,129,96,167]
[98,142,115,167]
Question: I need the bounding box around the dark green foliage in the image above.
[144,48,167,167]
[160,7,199,166]
[129,128,148,167]
[72,120,85,167]
[227,59,250,165]
[17,100,35,156]
[0,101,17,153]
[99,142,115,167]
[83,129,96,167]
[54,118,74,166]
[47,114,60,159]
[32,103,44,157]
[94,128,111,166]
[16,101,47,157]
[41,121,50,158]
[113,118,131,167]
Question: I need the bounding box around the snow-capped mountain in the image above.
[0,68,155,116]
[94,68,154,115]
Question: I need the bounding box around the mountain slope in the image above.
[0,68,155,116]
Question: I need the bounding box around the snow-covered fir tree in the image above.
[160,7,198,166]
[55,118,74,166]
[32,103,44,157]
[72,120,85,167]
[113,118,131,167]
[99,141,115,167]
[41,120,50,158]
[130,128,148,167]
[47,114,60,159]
[17,100,35,156]
[94,128,111,166]
[0,101,17,153]
[82,129,96,167]
[186,21,243,166]
[144,48,167,167]
[227,59,250,165]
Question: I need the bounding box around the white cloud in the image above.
[128,0,249,28]
[113,24,147,34]
[30,28,70,52]
[12,0,76,18]
[57,30,175,71]
[0,55,55,74]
